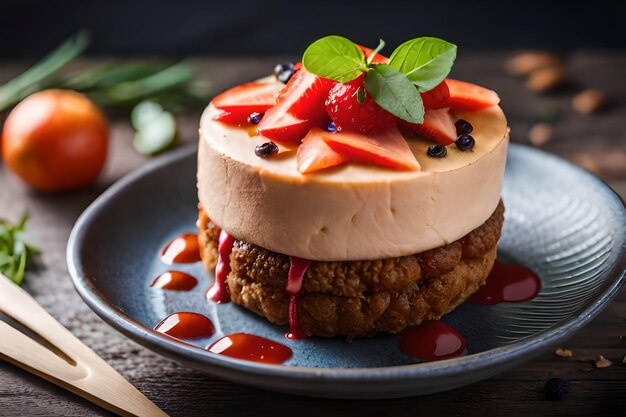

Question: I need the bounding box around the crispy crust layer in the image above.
[197,201,504,338]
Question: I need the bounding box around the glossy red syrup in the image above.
[468,261,541,305]
[400,320,466,361]
[206,230,236,303]
[208,333,292,364]
[284,256,312,340]
[151,271,198,291]
[160,233,201,264]
[154,312,215,340]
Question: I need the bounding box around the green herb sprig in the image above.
[302,36,457,124]
[0,214,38,285]
[0,32,210,115]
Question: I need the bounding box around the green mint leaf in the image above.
[364,64,424,124]
[302,35,366,83]
[388,37,457,92]
[366,39,385,65]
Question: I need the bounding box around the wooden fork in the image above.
[0,272,168,417]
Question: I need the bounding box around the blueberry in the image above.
[455,119,473,135]
[427,144,447,158]
[455,134,475,151]
[543,378,569,400]
[247,112,263,124]
[274,63,295,84]
[327,121,337,132]
[255,141,279,158]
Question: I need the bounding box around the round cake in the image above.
[196,36,509,339]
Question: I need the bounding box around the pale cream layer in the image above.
[198,84,509,261]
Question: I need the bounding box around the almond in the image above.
[595,355,612,368]
[527,67,564,93]
[528,123,553,147]
[506,52,562,76]
[572,89,605,114]
[555,348,573,358]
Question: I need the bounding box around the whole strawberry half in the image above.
[325,76,397,134]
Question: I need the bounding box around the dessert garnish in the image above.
[154,312,215,340]
[208,333,293,364]
[255,141,279,158]
[151,271,198,291]
[455,134,475,151]
[400,320,466,361]
[468,261,541,305]
[543,378,570,400]
[212,35,501,171]
[206,230,235,303]
[455,119,473,134]
[427,144,447,158]
[247,111,263,124]
[160,232,201,265]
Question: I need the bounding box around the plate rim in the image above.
[67,143,626,384]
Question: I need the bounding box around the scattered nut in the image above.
[572,89,606,114]
[595,355,612,368]
[506,51,562,77]
[528,123,553,146]
[526,66,564,93]
[555,348,573,358]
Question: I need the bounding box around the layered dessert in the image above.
[197,36,508,339]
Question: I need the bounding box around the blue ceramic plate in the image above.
[67,144,626,399]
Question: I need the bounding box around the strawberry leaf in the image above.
[388,37,457,92]
[302,35,366,83]
[364,64,424,124]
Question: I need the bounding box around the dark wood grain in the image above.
[0,54,624,417]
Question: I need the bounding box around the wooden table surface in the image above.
[0,53,625,416]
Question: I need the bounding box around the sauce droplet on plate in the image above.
[207,230,236,303]
[151,271,198,291]
[285,256,312,340]
[161,233,201,264]
[400,320,466,361]
[208,333,292,364]
[154,312,215,340]
[468,261,541,305]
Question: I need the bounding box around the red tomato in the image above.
[2,89,108,191]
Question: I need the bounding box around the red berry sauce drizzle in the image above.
[160,232,202,264]
[151,271,198,291]
[284,256,312,340]
[468,261,541,305]
[401,262,540,360]
[154,312,215,340]
[208,333,293,364]
[400,320,466,361]
[206,230,236,303]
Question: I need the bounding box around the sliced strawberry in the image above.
[278,67,335,120]
[321,127,420,171]
[421,81,450,109]
[401,108,457,146]
[257,111,319,146]
[258,68,333,144]
[326,75,397,134]
[446,79,500,112]
[297,128,352,173]
[212,81,282,126]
